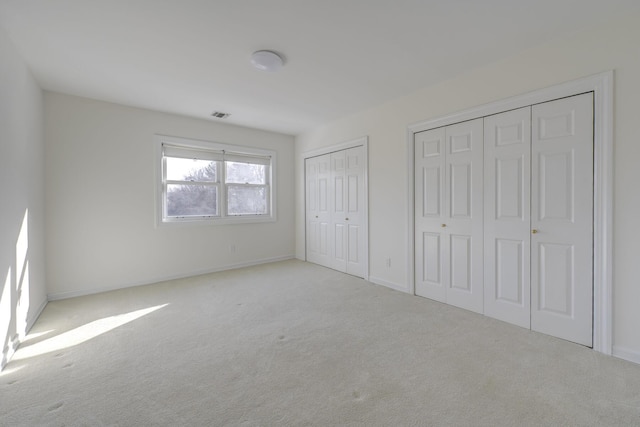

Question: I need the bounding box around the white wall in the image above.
[295,14,640,362]
[0,28,47,369]
[45,93,295,299]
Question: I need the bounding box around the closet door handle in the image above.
[345,218,349,221]
[441,224,447,228]
[532,229,538,234]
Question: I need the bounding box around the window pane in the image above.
[227,185,267,215]
[167,184,217,216]
[225,162,265,184]
[166,157,217,182]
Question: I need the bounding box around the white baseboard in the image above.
[368,276,411,294]
[0,299,48,372]
[47,255,295,301]
[27,298,48,331]
[612,346,640,365]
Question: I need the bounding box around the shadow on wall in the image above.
[1,209,31,370]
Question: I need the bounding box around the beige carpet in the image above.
[1,260,639,426]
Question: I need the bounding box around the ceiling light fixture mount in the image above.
[250,50,284,72]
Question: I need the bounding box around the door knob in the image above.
[345,218,349,221]
[532,229,538,234]
[315,215,318,218]
[441,224,447,228]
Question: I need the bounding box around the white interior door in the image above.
[306,145,366,278]
[415,119,483,313]
[414,127,446,302]
[344,146,366,277]
[444,119,484,314]
[414,93,594,346]
[305,154,331,268]
[531,93,593,347]
[484,107,532,328]
[330,150,347,272]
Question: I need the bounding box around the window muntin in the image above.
[158,137,274,224]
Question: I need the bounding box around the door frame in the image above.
[406,71,613,355]
[303,136,370,281]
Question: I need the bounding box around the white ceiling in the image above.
[1,1,638,135]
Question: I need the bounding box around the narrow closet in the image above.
[306,145,366,278]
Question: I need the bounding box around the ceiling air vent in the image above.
[211,111,231,119]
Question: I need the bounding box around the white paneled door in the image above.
[416,93,594,346]
[306,154,331,268]
[306,145,366,278]
[414,126,446,302]
[484,107,532,329]
[531,94,593,347]
[415,118,484,314]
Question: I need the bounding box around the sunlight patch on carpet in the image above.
[12,304,169,361]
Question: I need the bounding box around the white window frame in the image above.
[155,134,277,226]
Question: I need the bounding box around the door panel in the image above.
[531,93,593,347]
[538,151,573,221]
[348,225,359,263]
[444,119,484,313]
[334,176,344,213]
[319,178,328,211]
[422,167,441,216]
[415,128,447,302]
[496,156,524,220]
[330,150,347,272]
[484,107,531,329]
[538,242,574,316]
[422,232,441,284]
[306,155,331,267]
[348,175,358,212]
[450,234,471,292]
[450,162,471,218]
[319,222,328,258]
[333,223,346,263]
[495,239,524,304]
[344,146,366,277]
[415,119,483,313]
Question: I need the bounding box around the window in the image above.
[156,135,275,224]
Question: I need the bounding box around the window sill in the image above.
[157,215,276,227]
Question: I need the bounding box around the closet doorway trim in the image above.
[406,71,613,355]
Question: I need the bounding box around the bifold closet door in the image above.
[531,93,593,347]
[305,154,331,267]
[484,107,532,329]
[415,126,447,302]
[330,146,366,277]
[306,146,366,278]
[483,93,593,346]
[415,118,484,314]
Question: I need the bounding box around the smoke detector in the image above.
[250,50,284,72]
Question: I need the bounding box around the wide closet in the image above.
[414,93,594,346]
[306,145,366,278]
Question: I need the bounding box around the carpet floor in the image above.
[1,259,639,426]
